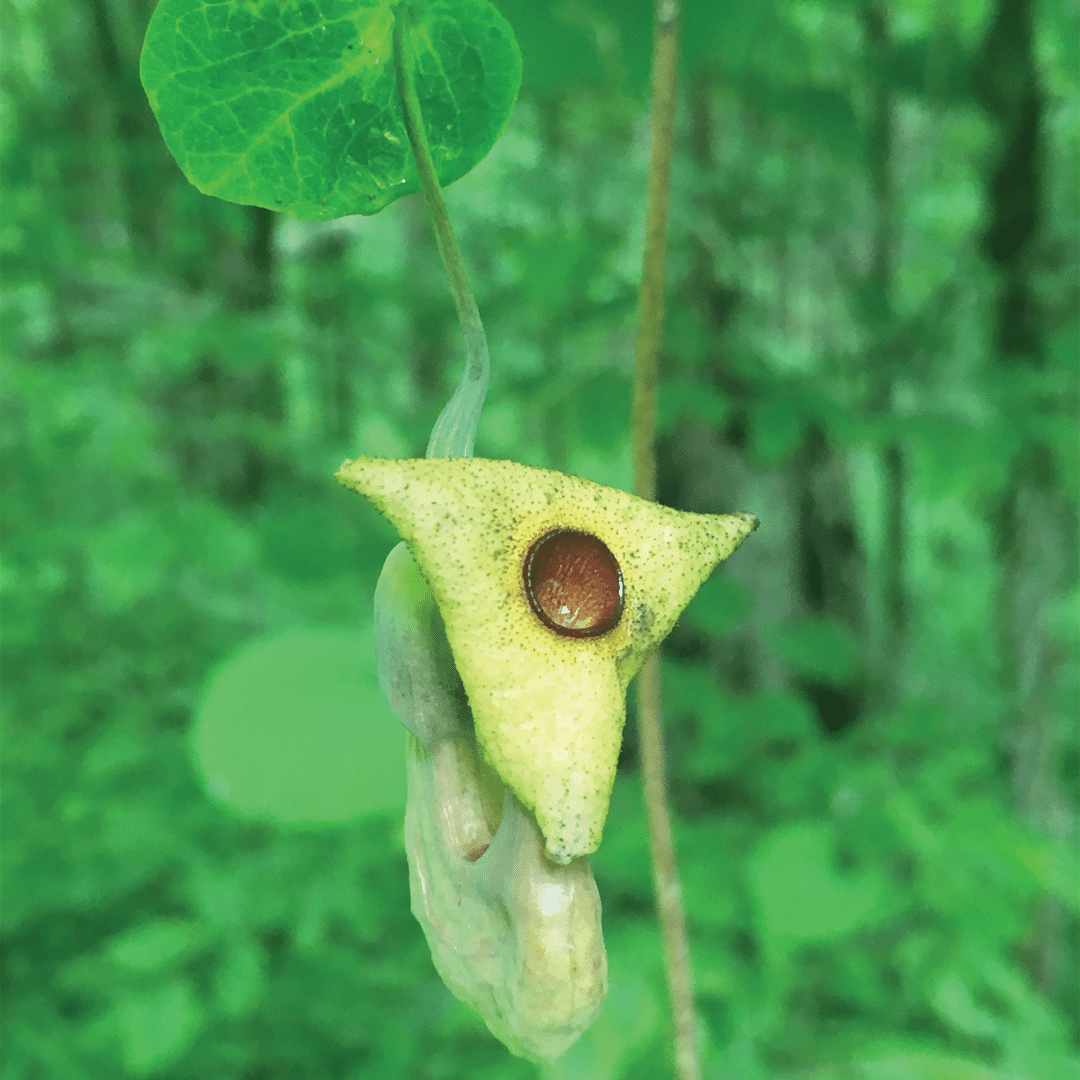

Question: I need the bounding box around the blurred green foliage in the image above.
[192,628,406,825]
[2,0,1077,1078]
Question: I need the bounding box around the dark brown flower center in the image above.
[523,529,624,638]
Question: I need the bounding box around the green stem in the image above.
[632,1,678,502]
[393,7,489,459]
[631,3,700,1080]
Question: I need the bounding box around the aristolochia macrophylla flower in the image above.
[337,455,757,864]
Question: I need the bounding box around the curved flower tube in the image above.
[374,541,607,1060]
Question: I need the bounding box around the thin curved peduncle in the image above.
[392,7,490,459]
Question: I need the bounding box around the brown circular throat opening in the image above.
[523,529,624,638]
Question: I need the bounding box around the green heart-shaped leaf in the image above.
[140,0,521,219]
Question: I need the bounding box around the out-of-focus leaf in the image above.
[111,979,203,1076]
[930,969,1001,1040]
[661,659,726,721]
[676,820,741,929]
[213,937,267,1018]
[821,1046,1003,1080]
[191,626,406,825]
[749,821,886,945]
[85,511,178,613]
[107,919,208,973]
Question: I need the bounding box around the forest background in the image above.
[2,0,1078,1077]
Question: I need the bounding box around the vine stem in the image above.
[631,4,700,1080]
[393,9,489,459]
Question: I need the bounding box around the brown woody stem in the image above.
[631,3,701,1080]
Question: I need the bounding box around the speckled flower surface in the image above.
[338,455,757,863]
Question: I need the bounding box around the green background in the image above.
[2,0,1077,1078]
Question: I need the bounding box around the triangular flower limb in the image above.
[340,455,758,862]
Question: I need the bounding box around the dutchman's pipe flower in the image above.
[339,454,756,1060]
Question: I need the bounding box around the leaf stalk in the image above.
[392,8,489,458]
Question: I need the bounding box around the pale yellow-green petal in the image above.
[338,455,757,862]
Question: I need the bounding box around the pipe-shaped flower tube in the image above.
[374,540,608,1060]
